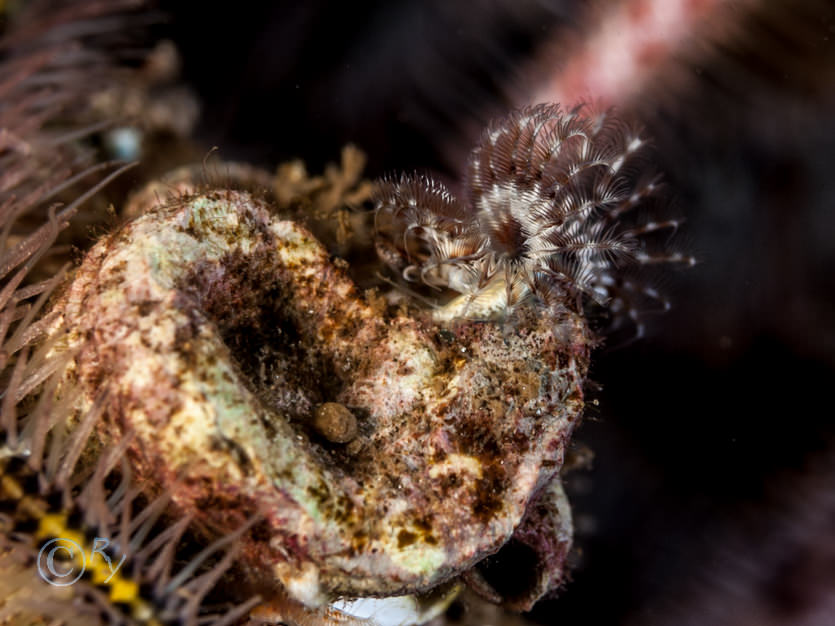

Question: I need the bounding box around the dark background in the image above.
[160,2,835,624]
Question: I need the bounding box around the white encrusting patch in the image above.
[331,586,458,626]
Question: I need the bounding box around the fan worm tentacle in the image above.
[374,103,694,334]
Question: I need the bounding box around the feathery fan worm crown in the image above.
[374,103,694,331]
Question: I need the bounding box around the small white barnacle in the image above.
[373,103,694,334]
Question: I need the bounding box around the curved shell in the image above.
[47,189,590,607]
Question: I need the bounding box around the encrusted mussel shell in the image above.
[46,188,590,609]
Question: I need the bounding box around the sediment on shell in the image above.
[45,187,591,609]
